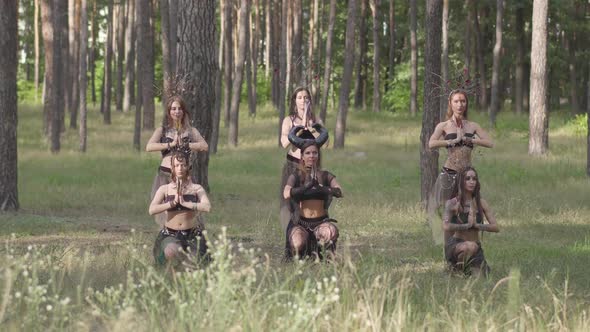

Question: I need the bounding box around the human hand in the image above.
[455,127,464,144]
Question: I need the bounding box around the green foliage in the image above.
[565,114,588,136]
[382,61,424,113]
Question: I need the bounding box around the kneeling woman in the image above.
[443,167,499,276]
[149,152,211,266]
[283,125,342,260]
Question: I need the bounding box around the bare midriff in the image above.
[300,200,327,218]
[165,210,199,230]
[444,146,472,171]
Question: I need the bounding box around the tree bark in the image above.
[291,0,302,86]
[223,0,233,128]
[211,0,225,154]
[79,0,88,152]
[138,0,155,129]
[308,0,320,98]
[115,0,125,112]
[265,0,271,78]
[473,2,487,110]
[177,0,218,190]
[35,0,41,100]
[277,0,288,146]
[90,1,97,105]
[160,0,172,108]
[271,0,281,108]
[514,3,525,115]
[528,0,548,155]
[370,0,381,113]
[248,0,259,117]
[228,0,250,147]
[0,0,19,210]
[587,67,590,177]
[420,0,442,204]
[464,0,472,70]
[123,0,136,113]
[69,0,81,128]
[489,0,503,127]
[169,0,178,74]
[567,34,580,115]
[409,0,418,116]
[133,1,142,152]
[334,0,358,148]
[440,0,449,119]
[386,0,395,92]
[353,0,367,109]
[319,0,336,124]
[102,0,113,125]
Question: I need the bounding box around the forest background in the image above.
[0,0,589,330]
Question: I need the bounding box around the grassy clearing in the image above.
[1,104,589,330]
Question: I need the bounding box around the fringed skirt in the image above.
[445,237,490,275]
[153,226,209,266]
[284,215,338,261]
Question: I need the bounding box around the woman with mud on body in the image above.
[149,152,211,268]
[279,87,326,231]
[283,125,341,261]
[146,96,208,226]
[427,90,493,247]
[443,167,499,277]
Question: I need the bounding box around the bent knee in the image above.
[289,226,309,250]
[164,243,182,259]
[315,222,339,243]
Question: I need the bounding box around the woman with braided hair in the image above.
[443,167,499,276]
[146,96,208,226]
[149,152,211,267]
[279,87,325,231]
[428,90,493,245]
[283,125,342,260]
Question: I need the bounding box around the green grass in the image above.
[1,103,589,330]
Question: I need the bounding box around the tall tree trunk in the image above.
[79,0,88,152]
[319,0,336,124]
[115,0,125,112]
[528,0,548,155]
[0,0,19,210]
[59,0,68,132]
[409,0,418,116]
[277,0,288,146]
[464,0,472,70]
[514,3,525,115]
[264,0,271,78]
[133,2,142,152]
[102,0,113,125]
[123,0,136,113]
[370,0,381,113]
[248,0,259,117]
[353,0,367,109]
[489,0,503,127]
[35,0,41,100]
[567,34,580,115]
[177,0,218,190]
[291,0,302,86]
[228,0,250,147]
[160,0,172,108]
[440,0,449,119]
[90,0,97,105]
[420,0,442,204]
[211,0,225,154]
[169,0,178,74]
[271,0,281,108]
[138,0,155,129]
[386,0,395,92]
[285,1,292,96]
[587,67,590,177]
[474,2,487,110]
[308,0,320,98]
[334,0,358,148]
[223,0,233,128]
[70,0,81,129]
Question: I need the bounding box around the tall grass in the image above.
[1,103,589,330]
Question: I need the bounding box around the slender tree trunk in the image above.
[133,2,142,152]
[285,1,292,96]
[370,0,381,112]
[514,4,525,115]
[115,0,125,112]
[102,0,113,125]
[228,0,250,147]
[271,0,281,108]
[248,0,259,117]
[291,0,302,86]
[211,0,225,154]
[319,0,336,124]
[353,0,367,109]
[160,0,172,108]
[138,0,155,129]
[409,0,418,116]
[177,0,218,190]
[223,0,233,128]
[308,0,320,97]
[265,0,271,78]
[90,0,97,105]
[169,0,178,74]
[567,34,580,115]
[386,0,395,92]
[58,0,68,132]
[489,0,503,127]
[420,0,442,204]
[334,0,358,148]
[35,0,41,101]
[69,0,81,129]
[277,0,288,146]
[474,2,487,110]
[528,0,548,155]
[0,0,19,210]
[79,0,88,152]
[464,0,472,70]
[440,0,449,119]
[123,0,136,112]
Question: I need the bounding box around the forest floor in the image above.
[1,103,589,330]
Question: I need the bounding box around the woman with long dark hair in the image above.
[443,167,499,276]
[283,125,341,260]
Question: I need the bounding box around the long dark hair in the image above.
[289,86,317,122]
[445,89,469,121]
[164,95,191,131]
[453,166,482,217]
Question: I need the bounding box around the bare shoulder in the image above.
[480,198,491,209]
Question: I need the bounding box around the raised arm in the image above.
[189,127,209,152]
[442,198,474,232]
[146,127,167,152]
[280,117,292,148]
[472,123,494,148]
[429,122,460,149]
[474,198,499,232]
[194,185,211,212]
[149,185,171,215]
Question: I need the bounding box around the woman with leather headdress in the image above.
[283,124,341,260]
